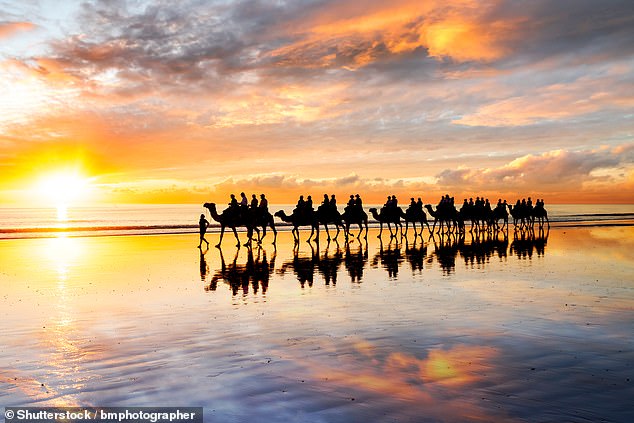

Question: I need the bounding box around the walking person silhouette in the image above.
[198,213,210,248]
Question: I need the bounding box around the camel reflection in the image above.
[428,230,511,275]
[205,245,276,296]
[278,243,318,288]
[318,241,344,285]
[279,241,346,287]
[371,238,404,279]
[510,228,549,260]
[345,240,368,283]
[404,239,427,274]
[202,228,549,294]
[427,233,460,275]
[460,230,509,269]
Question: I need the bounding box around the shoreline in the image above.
[1,218,633,240]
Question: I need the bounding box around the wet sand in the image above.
[1,226,633,422]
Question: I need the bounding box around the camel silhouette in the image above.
[490,204,509,230]
[402,207,431,237]
[252,208,278,244]
[274,210,320,243]
[424,204,461,234]
[203,203,257,248]
[368,207,403,238]
[341,207,369,240]
[315,206,345,241]
[532,203,550,228]
[507,201,549,229]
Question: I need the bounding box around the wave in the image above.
[1,205,632,239]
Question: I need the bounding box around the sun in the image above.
[35,170,92,219]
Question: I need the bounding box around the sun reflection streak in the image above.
[41,236,89,404]
[44,236,83,284]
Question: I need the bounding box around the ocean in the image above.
[0,203,633,239]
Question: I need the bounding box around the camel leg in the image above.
[324,224,331,241]
[272,224,277,244]
[378,222,383,238]
[216,226,225,248]
[334,224,340,241]
[259,226,266,243]
[231,227,241,247]
[249,227,260,246]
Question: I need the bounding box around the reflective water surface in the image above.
[0,226,633,422]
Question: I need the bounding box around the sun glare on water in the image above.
[35,171,91,221]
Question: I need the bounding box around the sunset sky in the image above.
[1,0,633,206]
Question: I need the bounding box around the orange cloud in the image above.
[0,21,35,39]
[268,0,517,69]
[454,64,634,126]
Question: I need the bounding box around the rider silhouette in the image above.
[259,194,268,212]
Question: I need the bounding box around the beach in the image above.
[1,224,633,422]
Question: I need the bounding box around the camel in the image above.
[203,203,257,248]
[341,208,369,240]
[368,207,403,238]
[274,210,320,243]
[490,204,509,230]
[532,205,550,228]
[507,203,532,229]
[315,207,345,241]
[252,209,278,244]
[402,207,431,237]
[424,204,461,234]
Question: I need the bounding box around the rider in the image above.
[228,194,239,210]
[259,194,269,213]
[319,194,330,216]
[295,195,305,214]
[346,194,355,212]
[408,197,416,213]
[416,197,423,212]
[250,194,259,209]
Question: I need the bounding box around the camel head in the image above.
[203,202,216,210]
[274,210,292,221]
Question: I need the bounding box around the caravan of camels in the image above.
[202,193,549,247]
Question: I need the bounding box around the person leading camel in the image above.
[198,213,210,248]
